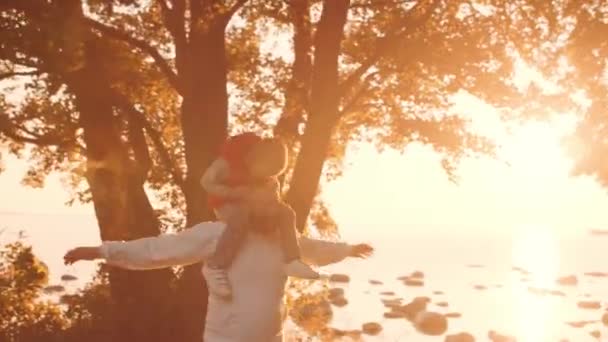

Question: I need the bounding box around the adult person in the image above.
[64,221,373,341]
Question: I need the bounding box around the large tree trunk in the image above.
[173,9,230,341]
[286,0,350,231]
[67,35,173,342]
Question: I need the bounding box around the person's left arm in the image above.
[298,237,373,266]
[64,222,225,270]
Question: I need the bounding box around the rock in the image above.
[435,301,449,307]
[578,301,601,310]
[414,296,431,303]
[384,310,405,319]
[590,330,601,339]
[602,312,608,326]
[380,291,395,296]
[565,320,595,328]
[60,274,78,281]
[556,275,578,286]
[361,322,382,335]
[403,278,424,287]
[43,285,65,294]
[414,311,448,336]
[330,297,348,307]
[445,312,462,318]
[369,279,383,285]
[528,287,565,297]
[433,290,445,295]
[328,287,344,296]
[410,271,424,279]
[488,330,517,342]
[326,328,362,339]
[382,298,402,309]
[585,272,608,278]
[473,285,487,290]
[400,297,429,321]
[445,332,476,342]
[329,273,350,283]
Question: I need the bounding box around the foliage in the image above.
[0,241,115,342]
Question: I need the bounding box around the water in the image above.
[2,212,608,341]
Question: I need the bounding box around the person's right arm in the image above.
[64,222,225,270]
[200,158,249,199]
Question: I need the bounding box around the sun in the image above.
[499,118,575,180]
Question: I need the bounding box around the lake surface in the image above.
[2,212,608,341]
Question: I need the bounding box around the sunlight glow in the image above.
[510,225,561,342]
[511,225,560,287]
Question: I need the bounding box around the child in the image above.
[201,133,320,299]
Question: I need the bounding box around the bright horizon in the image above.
[2,105,608,238]
[2,59,608,238]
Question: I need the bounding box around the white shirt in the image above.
[99,221,354,342]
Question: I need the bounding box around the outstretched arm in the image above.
[64,222,225,270]
[298,237,373,266]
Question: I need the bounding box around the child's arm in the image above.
[64,222,226,270]
[200,158,249,199]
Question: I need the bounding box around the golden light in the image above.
[510,224,561,342]
[500,119,574,180]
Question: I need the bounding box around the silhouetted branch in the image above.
[349,0,416,9]
[0,70,40,81]
[84,17,183,93]
[111,93,186,192]
[0,113,74,147]
[338,0,440,94]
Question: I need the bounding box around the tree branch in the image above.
[338,0,440,95]
[0,114,74,147]
[84,17,183,94]
[110,93,186,192]
[349,0,416,9]
[0,70,41,81]
[225,0,248,18]
[338,71,378,117]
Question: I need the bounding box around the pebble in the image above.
[361,322,382,335]
[488,330,517,342]
[384,310,405,318]
[445,332,475,342]
[60,274,78,281]
[410,271,424,278]
[403,278,424,287]
[329,273,350,283]
[330,297,348,307]
[590,330,601,339]
[473,285,487,290]
[380,291,395,296]
[578,301,601,310]
[435,301,449,307]
[527,287,565,297]
[584,272,608,278]
[445,312,462,318]
[602,312,608,326]
[433,290,445,295]
[556,275,578,286]
[414,311,448,336]
[369,279,383,285]
[43,285,65,294]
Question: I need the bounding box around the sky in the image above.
[2,24,608,238]
[2,94,608,238]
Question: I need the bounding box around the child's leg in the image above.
[207,202,250,269]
